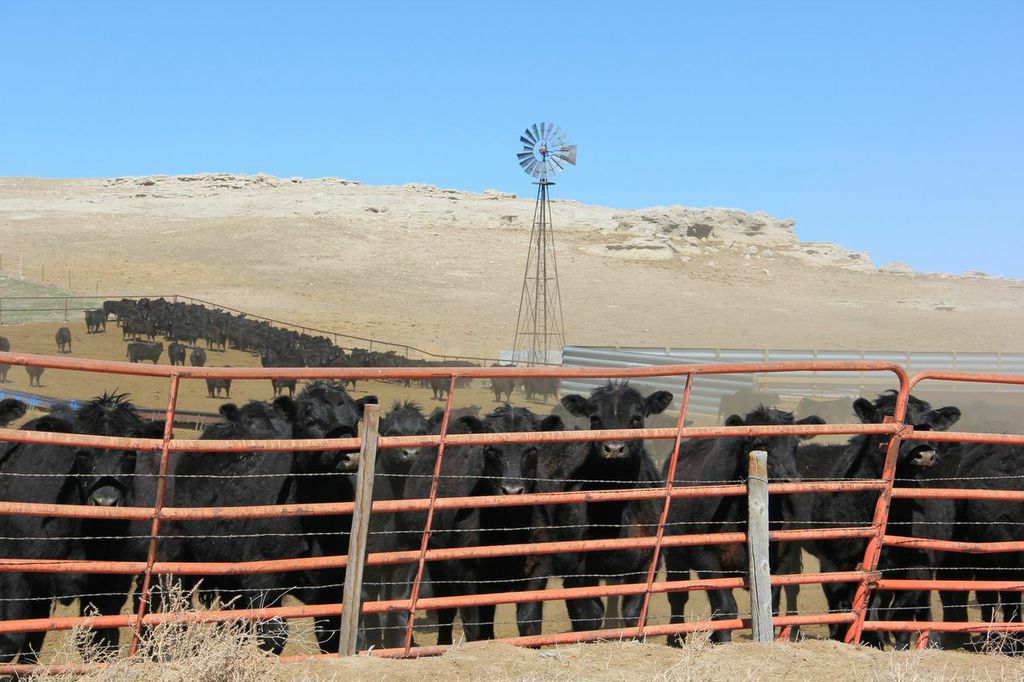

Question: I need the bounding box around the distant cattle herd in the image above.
[0,298,557,402]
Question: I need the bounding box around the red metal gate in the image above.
[0,350,1021,673]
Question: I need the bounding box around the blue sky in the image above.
[1,2,1021,277]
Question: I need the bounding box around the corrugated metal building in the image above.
[560,346,1024,419]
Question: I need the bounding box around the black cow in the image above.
[189,347,207,367]
[0,402,80,663]
[127,341,163,364]
[70,394,165,653]
[937,442,1024,651]
[162,398,307,653]
[55,326,72,353]
[26,366,44,387]
[393,404,560,644]
[167,342,187,366]
[428,377,449,401]
[0,398,26,427]
[490,377,517,403]
[0,336,9,384]
[537,382,673,633]
[0,395,160,662]
[802,391,960,646]
[662,406,824,645]
[358,401,444,648]
[206,377,232,398]
[271,379,297,398]
[523,378,560,404]
[84,309,107,334]
[289,380,376,653]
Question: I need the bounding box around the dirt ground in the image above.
[38,639,1024,682]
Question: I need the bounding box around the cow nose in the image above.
[913,449,937,467]
[89,489,121,507]
[501,485,525,495]
[338,451,359,471]
[400,448,418,462]
[602,442,627,458]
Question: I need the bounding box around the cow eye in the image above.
[589,416,603,429]
[630,416,644,428]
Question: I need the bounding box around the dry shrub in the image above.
[34,580,279,682]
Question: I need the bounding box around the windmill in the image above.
[510,122,577,366]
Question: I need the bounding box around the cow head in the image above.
[293,380,376,473]
[379,401,443,475]
[561,381,673,460]
[74,393,165,508]
[724,406,825,481]
[854,391,960,470]
[457,404,562,495]
[0,398,27,428]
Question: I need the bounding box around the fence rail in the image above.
[0,351,1022,671]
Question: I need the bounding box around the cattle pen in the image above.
[1,351,1024,675]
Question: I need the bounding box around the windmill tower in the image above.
[511,123,577,366]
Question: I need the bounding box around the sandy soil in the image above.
[288,639,1024,682]
[2,175,1022,359]
[39,639,1024,681]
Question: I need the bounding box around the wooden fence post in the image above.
[747,449,773,642]
[339,403,380,655]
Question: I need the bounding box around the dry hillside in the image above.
[2,174,1021,357]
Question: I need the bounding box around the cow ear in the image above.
[355,396,378,418]
[139,420,167,439]
[219,403,240,421]
[644,391,673,416]
[796,415,826,440]
[456,416,487,433]
[31,415,76,433]
[928,406,961,432]
[725,414,745,427]
[273,396,296,420]
[427,408,446,432]
[539,414,564,432]
[0,399,27,426]
[560,394,590,417]
[853,398,878,424]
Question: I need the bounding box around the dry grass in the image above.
[34,581,280,682]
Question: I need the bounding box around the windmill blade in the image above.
[517,122,575,178]
[555,144,577,165]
